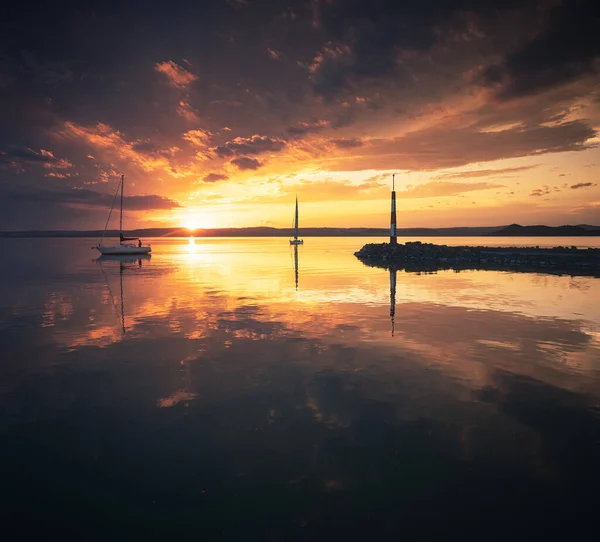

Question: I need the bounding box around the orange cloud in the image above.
[176,98,200,123]
[183,129,213,147]
[57,122,194,178]
[154,60,198,89]
[39,149,72,169]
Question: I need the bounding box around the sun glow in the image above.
[180,214,211,231]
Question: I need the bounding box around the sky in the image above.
[0,0,599,231]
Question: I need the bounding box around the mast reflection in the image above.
[97,254,150,333]
[292,244,299,290]
[390,267,396,337]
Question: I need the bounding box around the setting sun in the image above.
[180,213,214,231]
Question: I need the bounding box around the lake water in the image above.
[1,237,599,540]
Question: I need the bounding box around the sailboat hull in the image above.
[289,239,304,245]
[96,245,151,255]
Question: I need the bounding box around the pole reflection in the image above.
[293,244,299,291]
[97,254,149,333]
[390,267,396,337]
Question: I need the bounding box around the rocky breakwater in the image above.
[354,241,600,277]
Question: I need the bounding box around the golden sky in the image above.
[1,1,598,230]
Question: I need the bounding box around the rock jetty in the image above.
[354,241,600,277]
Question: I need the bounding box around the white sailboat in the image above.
[94,175,151,255]
[289,196,304,245]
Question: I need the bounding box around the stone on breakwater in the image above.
[354,241,600,275]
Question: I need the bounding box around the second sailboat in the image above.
[289,196,304,245]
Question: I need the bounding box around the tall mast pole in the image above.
[119,174,124,235]
[390,174,397,245]
[295,196,299,240]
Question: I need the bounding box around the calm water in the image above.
[1,237,599,540]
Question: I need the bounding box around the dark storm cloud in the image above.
[308,0,528,98]
[230,157,262,170]
[212,136,286,158]
[483,0,600,100]
[203,173,229,183]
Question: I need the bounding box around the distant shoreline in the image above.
[1,224,599,238]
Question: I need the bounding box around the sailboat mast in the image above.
[294,196,299,240]
[119,174,124,234]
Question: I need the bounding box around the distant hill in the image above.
[1,224,599,238]
[0,226,503,238]
[488,224,600,236]
[576,224,600,231]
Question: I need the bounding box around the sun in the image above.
[179,213,215,231]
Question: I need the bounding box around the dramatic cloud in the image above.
[154,61,198,89]
[330,138,364,149]
[571,182,596,190]
[0,146,72,170]
[325,121,596,172]
[203,173,229,183]
[183,129,212,147]
[57,122,183,176]
[483,0,600,100]
[212,135,286,158]
[230,157,262,170]
[307,0,538,99]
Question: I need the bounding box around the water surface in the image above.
[1,237,599,540]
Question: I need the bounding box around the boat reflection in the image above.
[97,254,151,332]
[292,244,299,290]
[98,254,151,266]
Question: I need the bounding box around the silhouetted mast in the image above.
[294,195,299,240]
[119,174,124,235]
[390,174,397,245]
